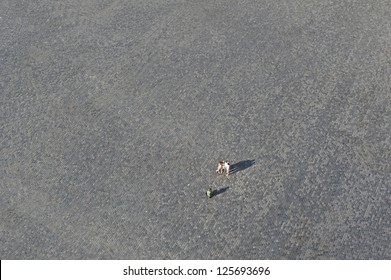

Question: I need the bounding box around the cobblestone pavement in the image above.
[1,0,390,259]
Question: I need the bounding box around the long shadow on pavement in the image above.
[212,187,229,197]
[230,159,255,175]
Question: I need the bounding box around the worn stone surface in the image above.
[1,0,390,259]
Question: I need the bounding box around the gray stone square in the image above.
[1,0,390,259]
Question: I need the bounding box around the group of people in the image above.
[207,160,230,198]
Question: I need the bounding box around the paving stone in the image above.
[1,0,390,259]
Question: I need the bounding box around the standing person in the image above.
[224,161,230,176]
[206,187,213,198]
[216,160,224,174]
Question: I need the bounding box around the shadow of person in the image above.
[212,187,229,197]
[229,159,255,174]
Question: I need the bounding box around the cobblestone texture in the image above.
[1,0,390,259]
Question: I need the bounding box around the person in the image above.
[206,187,213,198]
[224,161,230,176]
[216,160,225,174]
